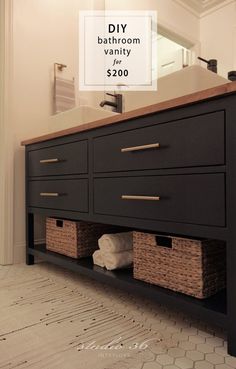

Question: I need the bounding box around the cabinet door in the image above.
[93,112,225,173]
[28,140,88,177]
[94,173,225,227]
[29,179,88,212]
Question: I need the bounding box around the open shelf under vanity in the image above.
[29,244,227,328]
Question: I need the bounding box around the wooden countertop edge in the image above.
[21,81,236,146]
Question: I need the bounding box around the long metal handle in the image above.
[40,158,59,164]
[40,192,60,197]
[121,195,160,201]
[121,143,160,153]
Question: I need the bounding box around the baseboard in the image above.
[14,239,46,264]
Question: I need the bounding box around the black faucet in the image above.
[198,56,218,74]
[100,93,123,113]
[228,71,236,81]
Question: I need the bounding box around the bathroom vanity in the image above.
[22,82,236,356]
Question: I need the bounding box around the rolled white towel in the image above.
[102,250,133,271]
[92,250,105,268]
[98,232,133,253]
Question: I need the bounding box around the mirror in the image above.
[48,0,233,129]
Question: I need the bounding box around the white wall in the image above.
[200,0,236,78]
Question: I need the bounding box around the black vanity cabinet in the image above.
[24,89,236,356]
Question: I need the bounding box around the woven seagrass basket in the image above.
[133,232,226,299]
[46,217,121,259]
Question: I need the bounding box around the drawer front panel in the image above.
[28,140,88,177]
[28,179,88,212]
[94,174,225,226]
[93,112,225,172]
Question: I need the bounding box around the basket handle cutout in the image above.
[56,220,64,228]
[155,236,172,248]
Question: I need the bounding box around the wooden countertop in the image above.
[21,81,236,146]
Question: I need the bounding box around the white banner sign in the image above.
[79,11,157,91]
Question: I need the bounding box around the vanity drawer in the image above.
[28,179,88,212]
[93,111,225,173]
[28,140,88,177]
[94,174,225,227]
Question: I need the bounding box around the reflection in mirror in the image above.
[156,34,191,78]
[104,27,229,113]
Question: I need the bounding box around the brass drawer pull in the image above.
[40,159,60,164]
[121,143,160,153]
[121,195,160,201]
[40,192,60,197]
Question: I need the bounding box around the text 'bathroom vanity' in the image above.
[22,82,236,356]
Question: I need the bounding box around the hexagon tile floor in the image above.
[0,263,235,369]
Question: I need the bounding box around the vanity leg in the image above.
[225,101,236,357]
[26,253,34,265]
[227,238,236,357]
[26,212,34,265]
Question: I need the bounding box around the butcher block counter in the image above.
[22,81,236,145]
[22,81,236,356]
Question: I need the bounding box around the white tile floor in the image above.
[0,262,235,369]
